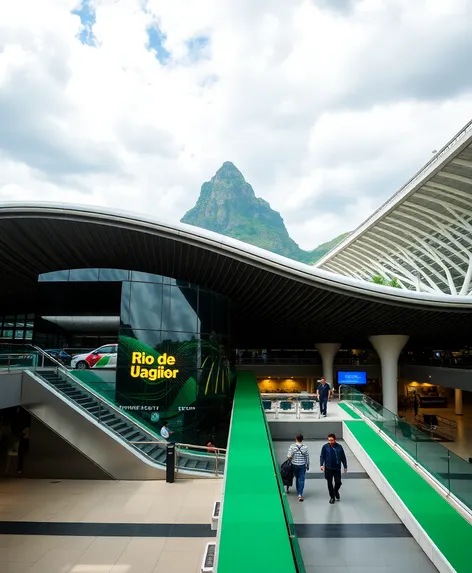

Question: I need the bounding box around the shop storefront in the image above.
[405,381,448,408]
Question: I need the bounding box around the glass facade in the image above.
[37,268,234,446]
[118,272,232,445]
[0,314,34,341]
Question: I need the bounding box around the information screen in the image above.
[337,371,367,385]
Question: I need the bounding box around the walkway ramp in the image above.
[344,418,472,573]
[216,371,303,572]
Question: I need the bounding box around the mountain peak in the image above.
[181,163,349,263]
[214,161,244,181]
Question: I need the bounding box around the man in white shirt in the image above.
[160,421,173,441]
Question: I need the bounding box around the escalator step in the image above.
[144,445,159,456]
[111,420,127,428]
[115,424,132,433]
[120,427,135,436]
[196,461,210,470]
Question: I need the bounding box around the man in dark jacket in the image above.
[320,433,347,504]
[316,377,331,417]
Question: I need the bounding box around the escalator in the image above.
[0,344,225,479]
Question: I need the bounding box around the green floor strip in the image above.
[338,402,362,419]
[346,420,472,573]
[217,372,297,573]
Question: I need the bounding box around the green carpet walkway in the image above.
[346,420,472,573]
[217,371,298,573]
[338,402,362,419]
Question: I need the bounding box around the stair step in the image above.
[147,446,161,458]
[123,431,140,441]
[196,461,210,470]
[109,420,127,430]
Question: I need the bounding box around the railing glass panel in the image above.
[340,386,472,513]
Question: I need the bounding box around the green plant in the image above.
[371,274,401,288]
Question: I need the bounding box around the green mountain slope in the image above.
[181,162,349,264]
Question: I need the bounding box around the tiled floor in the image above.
[0,478,221,572]
[274,440,438,573]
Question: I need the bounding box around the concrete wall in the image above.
[0,371,22,409]
[19,416,112,480]
[269,420,343,441]
[400,364,472,392]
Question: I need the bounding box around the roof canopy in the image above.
[1,203,472,347]
[317,120,472,297]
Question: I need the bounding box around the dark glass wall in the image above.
[117,272,232,446]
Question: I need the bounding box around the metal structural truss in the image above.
[316,120,472,296]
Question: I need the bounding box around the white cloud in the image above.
[1,0,472,250]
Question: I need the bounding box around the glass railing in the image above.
[340,387,472,513]
[260,395,306,573]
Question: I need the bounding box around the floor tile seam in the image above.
[0,522,217,538]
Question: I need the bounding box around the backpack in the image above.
[280,459,294,487]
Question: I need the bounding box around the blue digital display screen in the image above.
[337,371,367,385]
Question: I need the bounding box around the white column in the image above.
[455,388,463,415]
[315,343,341,388]
[369,335,409,414]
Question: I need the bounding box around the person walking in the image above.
[413,392,419,417]
[317,377,331,417]
[320,433,348,504]
[287,434,310,502]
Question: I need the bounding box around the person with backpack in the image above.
[320,433,348,504]
[287,434,310,502]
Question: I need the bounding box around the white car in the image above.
[92,353,117,369]
[71,344,118,369]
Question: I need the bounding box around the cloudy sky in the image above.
[1,0,472,249]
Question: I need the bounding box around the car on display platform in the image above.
[71,343,118,369]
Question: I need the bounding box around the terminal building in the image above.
[1,121,472,571]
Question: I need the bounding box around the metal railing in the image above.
[129,441,226,477]
[414,413,457,442]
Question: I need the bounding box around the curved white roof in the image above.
[1,201,472,347]
[1,200,471,307]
